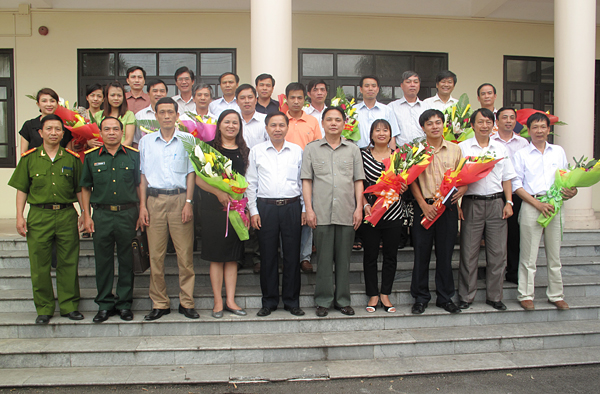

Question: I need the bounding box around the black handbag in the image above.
[132,229,150,274]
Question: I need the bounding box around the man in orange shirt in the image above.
[285,82,321,273]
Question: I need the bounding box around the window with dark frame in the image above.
[0,49,15,168]
[298,49,448,104]
[77,49,236,107]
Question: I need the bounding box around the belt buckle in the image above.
[276,199,285,206]
[110,205,118,212]
[52,204,60,210]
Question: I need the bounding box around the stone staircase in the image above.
[0,230,599,387]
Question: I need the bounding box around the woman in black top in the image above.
[196,109,250,318]
[19,88,72,154]
[361,119,411,313]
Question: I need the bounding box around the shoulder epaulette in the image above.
[84,146,100,155]
[65,148,80,158]
[83,146,100,155]
[21,147,37,157]
[123,145,139,152]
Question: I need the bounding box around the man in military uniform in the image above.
[9,114,84,324]
[81,117,141,323]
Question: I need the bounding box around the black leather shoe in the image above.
[178,305,199,319]
[144,308,171,321]
[486,300,507,311]
[436,301,461,314]
[35,315,51,324]
[458,301,471,310]
[411,302,427,314]
[61,311,84,320]
[257,307,272,317]
[93,309,116,323]
[334,305,355,315]
[118,309,134,321]
[315,306,328,317]
[284,306,305,316]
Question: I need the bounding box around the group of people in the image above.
[9,66,577,325]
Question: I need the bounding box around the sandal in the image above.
[366,296,379,313]
[381,303,396,313]
[353,241,363,250]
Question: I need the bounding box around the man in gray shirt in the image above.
[301,107,365,317]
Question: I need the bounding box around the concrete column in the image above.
[251,0,292,96]
[554,0,600,229]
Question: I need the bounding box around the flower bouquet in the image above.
[54,103,102,161]
[330,87,360,142]
[515,109,567,138]
[536,155,600,228]
[137,119,161,136]
[180,135,250,241]
[178,112,217,141]
[363,140,434,226]
[421,154,502,229]
[443,93,474,143]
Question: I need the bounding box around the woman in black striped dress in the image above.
[361,119,411,313]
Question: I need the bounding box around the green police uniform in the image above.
[8,146,82,316]
[80,144,140,311]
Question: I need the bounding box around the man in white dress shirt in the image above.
[304,79,328,133]
[172,67,196,114]
[133,79,168,146]
[491,107,530,284]
[353,75,399,149]
[236,84,268,149]
[513,112,577,311]
[423,70,458,111]
[248,111,305,317]
[209,72,240,118]
[458,108,516,311]
[389,71,431,146]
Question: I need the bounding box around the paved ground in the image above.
[2,364,598,393]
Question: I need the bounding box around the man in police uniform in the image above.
[9,114,84,324]
[81,117,140,323]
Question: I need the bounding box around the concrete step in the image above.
[3,256,599,291]
[1,319,598,369]
[2,239,599,269]
[1,296,598,339]
[1,344,600,386]
[1,274,599,313]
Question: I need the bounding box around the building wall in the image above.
[0,9,598,218]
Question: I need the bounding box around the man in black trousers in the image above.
[247,111,306,316]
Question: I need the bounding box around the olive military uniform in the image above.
[8,146,82,316]
[80,145,140,311]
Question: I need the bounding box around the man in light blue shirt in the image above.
[138,97,198,321]
[353,75,399,149]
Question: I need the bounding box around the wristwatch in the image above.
[185,199,194,205]
[506,200,514,206]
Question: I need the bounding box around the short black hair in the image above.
[470,108,495,125]
[175,66,195,82]
[255,73,275,86]
[146,79,167,92]
[307,79,327,92]
[419,109,444,127]
[285,82,306,97]
[126,66,146,79]
[401,71,420,83]
[359,75,379,87]
[526,112,550,129]
[235,84,257,99]
[40,114,65,130]
[219,72,240,84]
[322,106,346,122]
[100,116,123,130]
[436,70,457,85]
[85,83,103,96]
[477,83,497,96]
[265,111,289,126]
[369,119,392,147]
[496,107,517,120]
[155,97,178,113]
